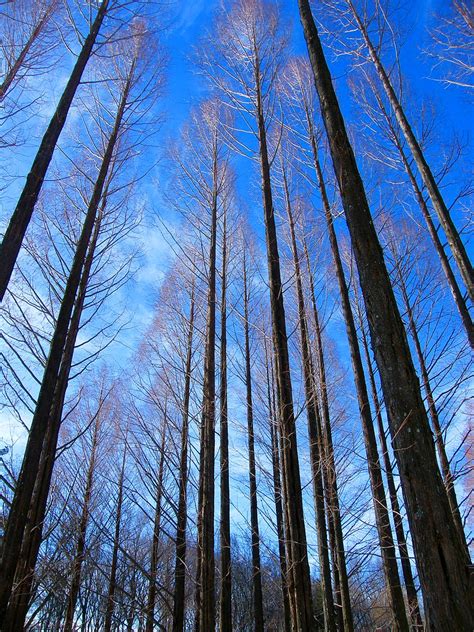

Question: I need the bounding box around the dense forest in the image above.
[0,0,472,630]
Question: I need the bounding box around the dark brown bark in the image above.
[104,440,128,632]
[63,413,101,631]
[280,158,336,632]
[0,69,132,625]
[219,211,232,632]
[265,343,291,632]
[195,136,218,632]
[254,47,314,630]
[145,419,167,632]
[345,0,473,303]
[0,0,110,301]
[297,2,473,628]
[355,295,423,630]
[172,283,195,632]
[242,250,264,632]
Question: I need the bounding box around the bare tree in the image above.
[297,1,473,628]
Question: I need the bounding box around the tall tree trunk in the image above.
[265,342,291,632]
[104,440,128,632]
[344,0,473,302]
[354,290,423,630]
[63,413,101,631]
[0,69,132,625]
[302,237,353,632]
[254,46,314,632]
[0,0,110,300]
[298,2,473,628]
[242,249,265,632]
[195,136,218,632]
[172,283,195,632]
[219,210,232,632]
[365,75,473,347]
[281,158,336,632]
[3,205,105,631]
[303,135,409,630]
[145,418,167,632]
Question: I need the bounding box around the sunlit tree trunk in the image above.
[298,2,473,627]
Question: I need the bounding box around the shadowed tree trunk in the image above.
[0,67,133,625]
[344,0,473,303]
[195,132,218,632]
[0,0,110,300]
[254,41,314,632]
[280,156,336,632]
[265,342,291,632]
[219,210,232,632]
[297,2,473,628]
[242,248,264,632]
[172,282,195,632]
[104,438,128,632]
[63,412,101,632]
[145,416,167,632]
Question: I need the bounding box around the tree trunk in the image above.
[104,440,128,632]
[298,2,473,628]
[145,418,167,632]
[219,210,232,632]
[265,343,291,632]
[281,158,336,632]
[63,413,101,631]
[0,0,109,300]
[345,0,473,303]
[242,250,265,632]
[172,283,195,632]
[254,49,314,631]
[195,136,218,632]
[0,69,131,625]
